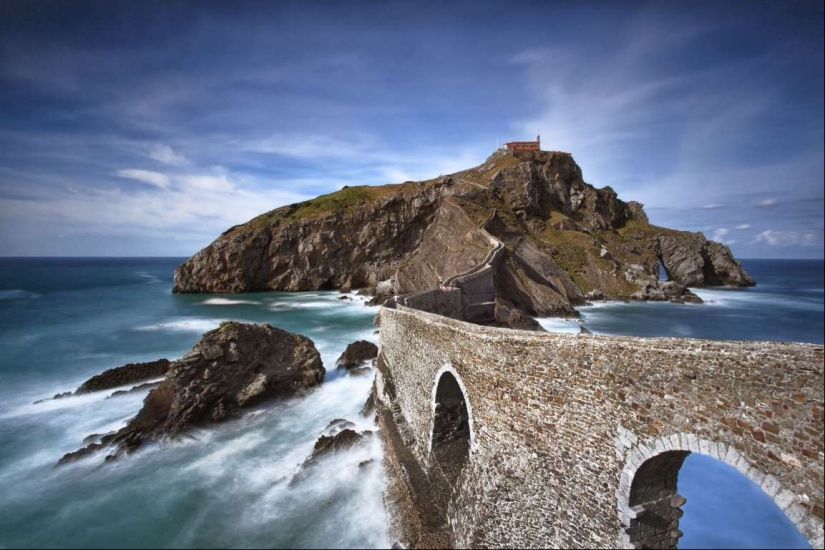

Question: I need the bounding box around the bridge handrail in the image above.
[441,209,504,288]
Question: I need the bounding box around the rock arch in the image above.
[617,433,820,549]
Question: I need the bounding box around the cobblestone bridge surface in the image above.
[375,305,825,549]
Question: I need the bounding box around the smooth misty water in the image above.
[0,258,385,548]
[0,258,821,548]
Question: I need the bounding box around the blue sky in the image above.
[0,1,822,258]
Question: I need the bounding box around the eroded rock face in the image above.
[76,359,172,394]
[58,322,324,464]
[657,235,755,288]
[173,186,446,293]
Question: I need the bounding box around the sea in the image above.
[0,257,821,549]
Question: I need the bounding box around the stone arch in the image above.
[429,363,475,455]
[427,363,475,495]
[617,433,820,549]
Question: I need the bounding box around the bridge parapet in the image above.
[376,305,825,548]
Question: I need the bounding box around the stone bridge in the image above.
[374,305,825,549]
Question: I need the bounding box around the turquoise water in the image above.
[0,258,386,548]
[540,259,824,345]
[0,258,821,548]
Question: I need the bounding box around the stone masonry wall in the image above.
[376,305,825,548]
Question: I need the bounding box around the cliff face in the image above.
[173,150,754,319]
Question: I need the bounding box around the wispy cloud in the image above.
[2,167,312,243]
[756,198,778,208]
[735,223,752,230]
[116,169,170,189]
[0,2,821,257]
[754,229,820,247]
[149,145,189,167]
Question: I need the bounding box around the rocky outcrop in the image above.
[656,234,755,288]
[58,322,324,465]
[76,359,172,394]
[336,340,378,369]
[173,149,755,325]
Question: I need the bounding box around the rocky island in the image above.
[172,148,754,326]
[58,322,325,464]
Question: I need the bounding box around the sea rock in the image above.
[309,428,372,460]
[106,381,162,399]
[348,366,373,377]
[361,387,376,417]
[630,281,704,303]
[58,322,324,465]
[336,340,378,369]
[324,418,356,436]
[35,391,73,404]
[76,358,172,394]
[656,234,755,288]
[57,443,107,466]
[682,290,704,304]
[291,427,374,485]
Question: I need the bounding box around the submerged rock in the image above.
[106,381,162,399]
[34,391,73,404]
[57,443,108,466]
[310,428,372,460]
[325,418,356,436]
[630,280,704,304]
[58,322,324,465]
[291,426,375,485]
[348,366,373,377]
[361,387,376,418]
[336,340,378,369]
[76,358,172,394]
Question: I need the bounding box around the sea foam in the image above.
[200,298,261,306]
[135,318,228,333]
